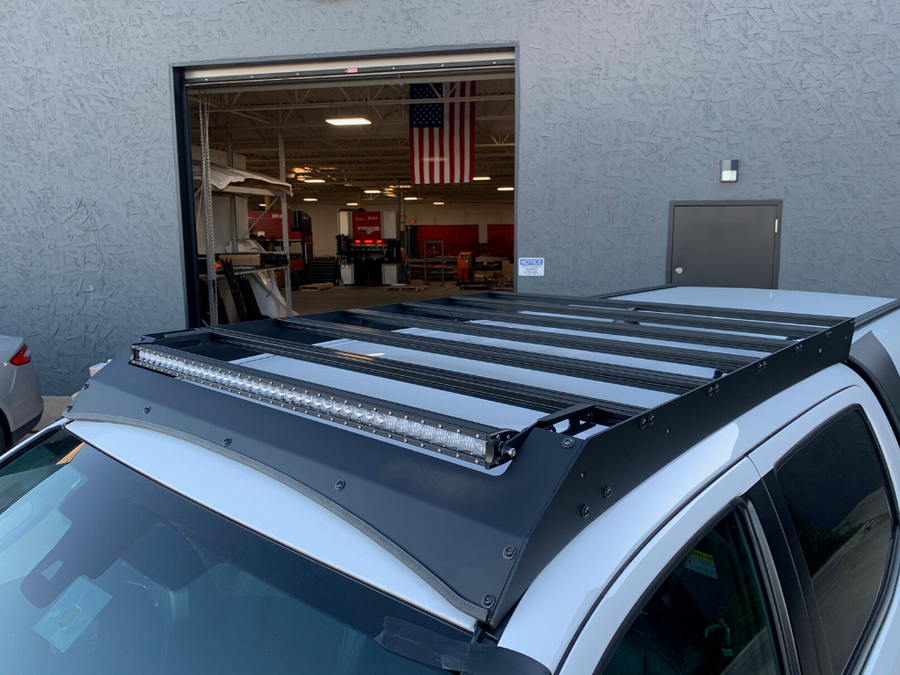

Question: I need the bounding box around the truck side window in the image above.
[776,410,894,674]
[601,510,782,675]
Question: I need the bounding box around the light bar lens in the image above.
[133,348,491,464]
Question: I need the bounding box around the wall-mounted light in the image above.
[721,160,739,183]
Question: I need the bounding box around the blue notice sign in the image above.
[518,258,545,277]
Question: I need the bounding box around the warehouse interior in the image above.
[183,51,516,324]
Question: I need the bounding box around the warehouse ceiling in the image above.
[188,76,515,205]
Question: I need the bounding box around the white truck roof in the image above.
[62,286,900,633]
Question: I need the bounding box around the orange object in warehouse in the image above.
[457,252,474,284]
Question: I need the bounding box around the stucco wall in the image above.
[1,0,898,394]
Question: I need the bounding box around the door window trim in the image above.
[556,459,770,675]
[591,500,794,675]
[767,403,900,675]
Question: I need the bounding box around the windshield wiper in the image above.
[375,616,551,675]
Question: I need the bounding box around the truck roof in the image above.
[63,286,900,629]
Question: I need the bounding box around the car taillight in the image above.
[10,344,31,366]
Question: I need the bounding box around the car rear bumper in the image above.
[10,405,43,444]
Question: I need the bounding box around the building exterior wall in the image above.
[1,0,898,393]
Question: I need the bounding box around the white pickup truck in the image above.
[1,285,899,675]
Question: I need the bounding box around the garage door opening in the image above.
[174,48,516,327]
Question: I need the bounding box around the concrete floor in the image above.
[290,282,502,315]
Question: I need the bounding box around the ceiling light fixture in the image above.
[364,189,381,194]
[303,198,317,202]
[497,187,514,191]
[433,202,445,205]
[347,202,359,206]
[404,197,418,201]
[292,167,305,173]
[325,117,372,126]
[473,176,491,181]
[304,178,325,184]
[397,184,412,189]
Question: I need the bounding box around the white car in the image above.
[0,335,43,451]
[2,286,899,675]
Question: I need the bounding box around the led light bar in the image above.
[131,346,506,467]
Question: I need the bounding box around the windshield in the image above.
[0,427,463,674]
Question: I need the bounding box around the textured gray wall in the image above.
[1,0,898,394]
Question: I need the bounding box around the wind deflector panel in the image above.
[64,291,857,628]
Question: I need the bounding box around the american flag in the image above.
[409,82,475,184]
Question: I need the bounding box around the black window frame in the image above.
[766,404,900,675]
[591,496,796,675]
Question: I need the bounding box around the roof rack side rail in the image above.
[856,298,900,330]
[591,283,676,299]
[401,302,793,352]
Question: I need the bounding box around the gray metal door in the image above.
[667,201,781,288]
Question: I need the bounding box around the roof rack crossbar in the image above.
[346,309,755,372]
[451,296,821,338]
[402,303,792,352]
[206,327,644,423]
[279,317,708,394]
[497,292,846,326]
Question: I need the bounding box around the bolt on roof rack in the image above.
[66,289,858,628]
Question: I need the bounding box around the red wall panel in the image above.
[487,224,515,257]
[416,225,479,257]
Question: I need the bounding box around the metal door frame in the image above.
[666,200,784,288]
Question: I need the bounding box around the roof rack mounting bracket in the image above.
[501,403,618,456]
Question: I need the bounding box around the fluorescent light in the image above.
[303,198,317,202]
[404,197,418,201]
[304,178,325,184]
[397,184,412,189]
[292,167,304,173]
[347,202,358,206]
[433,202,445,205]
[325,117,372,126]
[497,187,514,191]
[473,176,491,181]
[364,189,381,194]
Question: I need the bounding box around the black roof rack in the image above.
[66,290,858,627]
